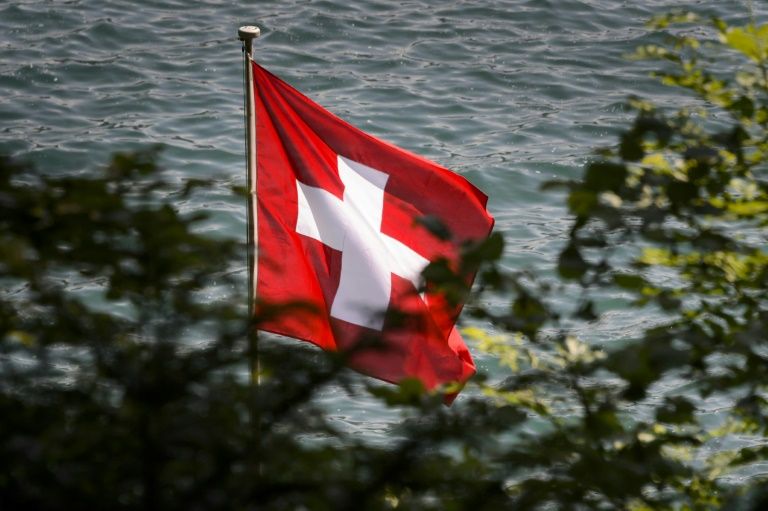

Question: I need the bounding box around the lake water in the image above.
[1,0,765,445]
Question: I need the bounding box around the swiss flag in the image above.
[252,61,494,396]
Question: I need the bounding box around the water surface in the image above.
[0,0,763,444]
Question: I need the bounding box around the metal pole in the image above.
[239,25,260,386]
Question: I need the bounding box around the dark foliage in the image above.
[3,12,768,511]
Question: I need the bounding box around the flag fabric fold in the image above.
[251,60,494,396]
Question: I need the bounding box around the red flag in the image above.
[252,61,494,396]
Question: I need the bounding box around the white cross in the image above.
[295,155,429,330]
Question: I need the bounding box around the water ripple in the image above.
[0,0,765,439]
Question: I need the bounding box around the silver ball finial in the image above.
[238,26,261,41]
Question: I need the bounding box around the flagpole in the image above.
[239,25,261,388]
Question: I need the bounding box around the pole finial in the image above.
[238,25,261,41]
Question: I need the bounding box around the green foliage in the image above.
[460,10,768,510]
[5,9,768,511]
[0,151,527,511]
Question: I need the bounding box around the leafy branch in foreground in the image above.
[0,151,522,511]
[455,11,768,510]
[4,10,768,511]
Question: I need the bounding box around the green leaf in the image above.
[510,293,549,338]
[721,24,768,63]
[478,232,505,261]
[567,189,598,216]
[613,273,648,291]
[584,162,628,192]
[667,181,697,206]
[726,200,768,217]
[558,243,588,279]
[620,132,645,161]
[368,378,429,406]
[656,396,695,424]
[415,215,452,241]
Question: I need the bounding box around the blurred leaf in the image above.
[368,378,429,406]
[613,273,648,291]
[558,243,588,279]
[584,162,628,192]
[575,300,598,320]
[509,292,549,339]
[567,189,598,216]
[720,24,768,63]
[415,214,452,241]
[656,396,695,424]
